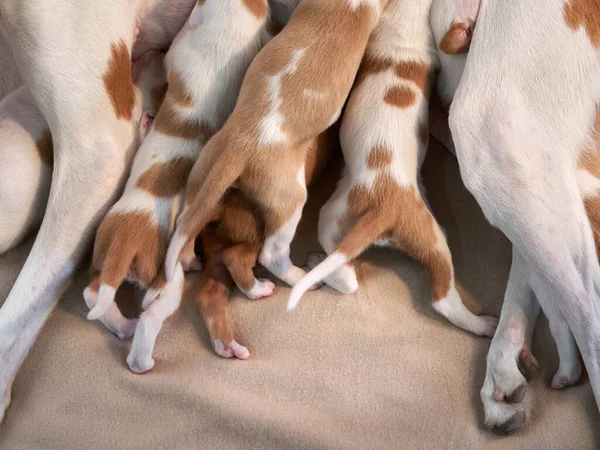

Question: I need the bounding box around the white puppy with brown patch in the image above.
[286,0,497,337]
[84,0,275,373]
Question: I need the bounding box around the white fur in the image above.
[445,0,600,430]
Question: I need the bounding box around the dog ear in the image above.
[439,21,473,55]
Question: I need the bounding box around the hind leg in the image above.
[196,230,250,359]
[391,189,497,337]
[258,167,309,287]
[83,274,138,340]
[127,263,185,373]
[223,243,275,299]
[313,178,360,294]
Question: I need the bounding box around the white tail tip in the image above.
[287,289,303,311]
[165,231,187,281]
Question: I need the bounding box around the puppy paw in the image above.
[246,278,276,300]
[126,353,155,374]
[213,339,250,360]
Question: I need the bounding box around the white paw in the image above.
[126,352,155,374]
[213,339,250,360]
[478,315,499,338]
[246,278,276,300]
[481,347,538,435]
[551,361,582,389]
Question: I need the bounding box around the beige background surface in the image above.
[0,36,598,449]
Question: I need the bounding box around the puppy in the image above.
[165,0,388,292]
[196,126,337,359]
[84,0,272,374]
[286,0,497,337]
[0,50,165,255]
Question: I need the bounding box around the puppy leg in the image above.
[127,263,185,373]
[223,243,275,300]
[258,166,309,287]
[313,183,360,294]
[0,1,139,421]
[481,249,540,434]
[196,230,250,359]
[83,274,138,340]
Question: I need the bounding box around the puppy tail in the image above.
[287,209,389,310]
[165,150,245,281]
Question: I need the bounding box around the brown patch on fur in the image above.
[136,157,195,197]
[564,0,600,48]
[267,20,283,37]
[337,174,452,302]
[194,228,235,349]
[384,86,416,108]
[367,144,393,169]
[167,71,193,107]
[151,83,168,112]
[394,61,430,92]
[103,40,135,121]
[36,129,53,167]
[242,0,268,18]
[197,0,205,4]
[153,99,213,141]
[355,58,431,93]
[439,22,472,55]
[91,211,169,288]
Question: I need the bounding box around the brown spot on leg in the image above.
[564,0,600,48]
[384,85,416,108]
[153,99,214,140]
[196,229,236,351]
[167,71,194,107]
[366,144,393,169]
[242,0,268,18]
[35,128,53,167]
[222,243,260,293]
[393,61,431,92]
[136,157,194,197]
[103,40,136,120]
[389,186,453,302]
[92,211,169,288]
